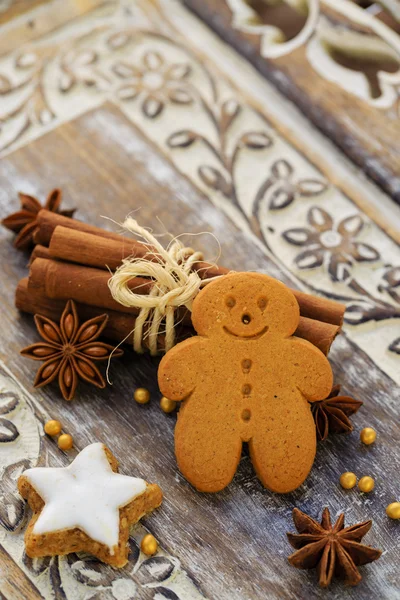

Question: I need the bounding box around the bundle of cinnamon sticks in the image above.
[15,210,345,355]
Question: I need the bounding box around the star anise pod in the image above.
[311,384,363,442]
[20,300,123,401]
[2,188,75,250]
[287,507,382,588]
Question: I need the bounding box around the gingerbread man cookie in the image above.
[18,443,162,567]
[158,273,333,493]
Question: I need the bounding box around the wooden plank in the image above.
[0,546,41,600]
[0,105,399,599]
[0,0,51,26]
[183,0,400,204]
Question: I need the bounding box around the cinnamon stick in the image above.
[33,210,125,246]
[49,226,146,271]
[30,244,51,264]
[295,317,338,356]
[16,278,189,350]
[47,224,345,327]
[29,258,154,316]
[27,258,339,354]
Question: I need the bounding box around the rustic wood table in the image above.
[0,1,399,599]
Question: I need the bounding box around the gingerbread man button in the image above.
[158,273,333,493]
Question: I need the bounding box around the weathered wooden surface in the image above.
[0,103,399,600]
[0,1,399,599]
[1,0,399,380]
[0,546,41,600]
[183,0,400,203]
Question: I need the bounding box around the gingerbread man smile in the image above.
[222,324,269,339]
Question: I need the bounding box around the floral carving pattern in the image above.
[254,159,327,212]
[0,392,19,442]
[379,265,400,306]
[0,391,26,532]
[0,367,41,534]
[23,535,189,600]
[0,46,57,151]
[281,208,400,352]
[59,48,110,94]
[378,265,400,352]
[282,208,380,283]
[168,112,273,208]
[115,50,193,118]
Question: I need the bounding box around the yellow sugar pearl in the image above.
[340,472,357,490]
[360,427,377,445]
[44,420,62,437]
[141,533,158,556]
[58,433,73,451]
[358,476,375,493]
[160,396,177,414]
[134,388,150,405]
[386,502,400,520]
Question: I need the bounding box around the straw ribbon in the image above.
[108,218,214,355]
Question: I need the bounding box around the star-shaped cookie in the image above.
[18,443,163,567]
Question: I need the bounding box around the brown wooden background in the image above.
[0,1,399,599]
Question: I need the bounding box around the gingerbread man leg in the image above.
[175,399,242,493]
[248,395,317,493]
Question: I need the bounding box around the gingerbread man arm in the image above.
[287,338,333,402]
[158,337,208,401]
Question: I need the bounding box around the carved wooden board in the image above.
[0,1,399,599]
[183,0,400,203]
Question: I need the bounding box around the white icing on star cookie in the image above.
[22,442,146,552]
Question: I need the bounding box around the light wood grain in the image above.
[0,104,399,599]
[0,0,51,25]
[0,546,41,600]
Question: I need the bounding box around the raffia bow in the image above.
[108,218,216,355]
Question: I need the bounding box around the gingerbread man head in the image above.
[192,272,300,339]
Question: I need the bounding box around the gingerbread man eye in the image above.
[225,296,236,308]
[258,297,268,311]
